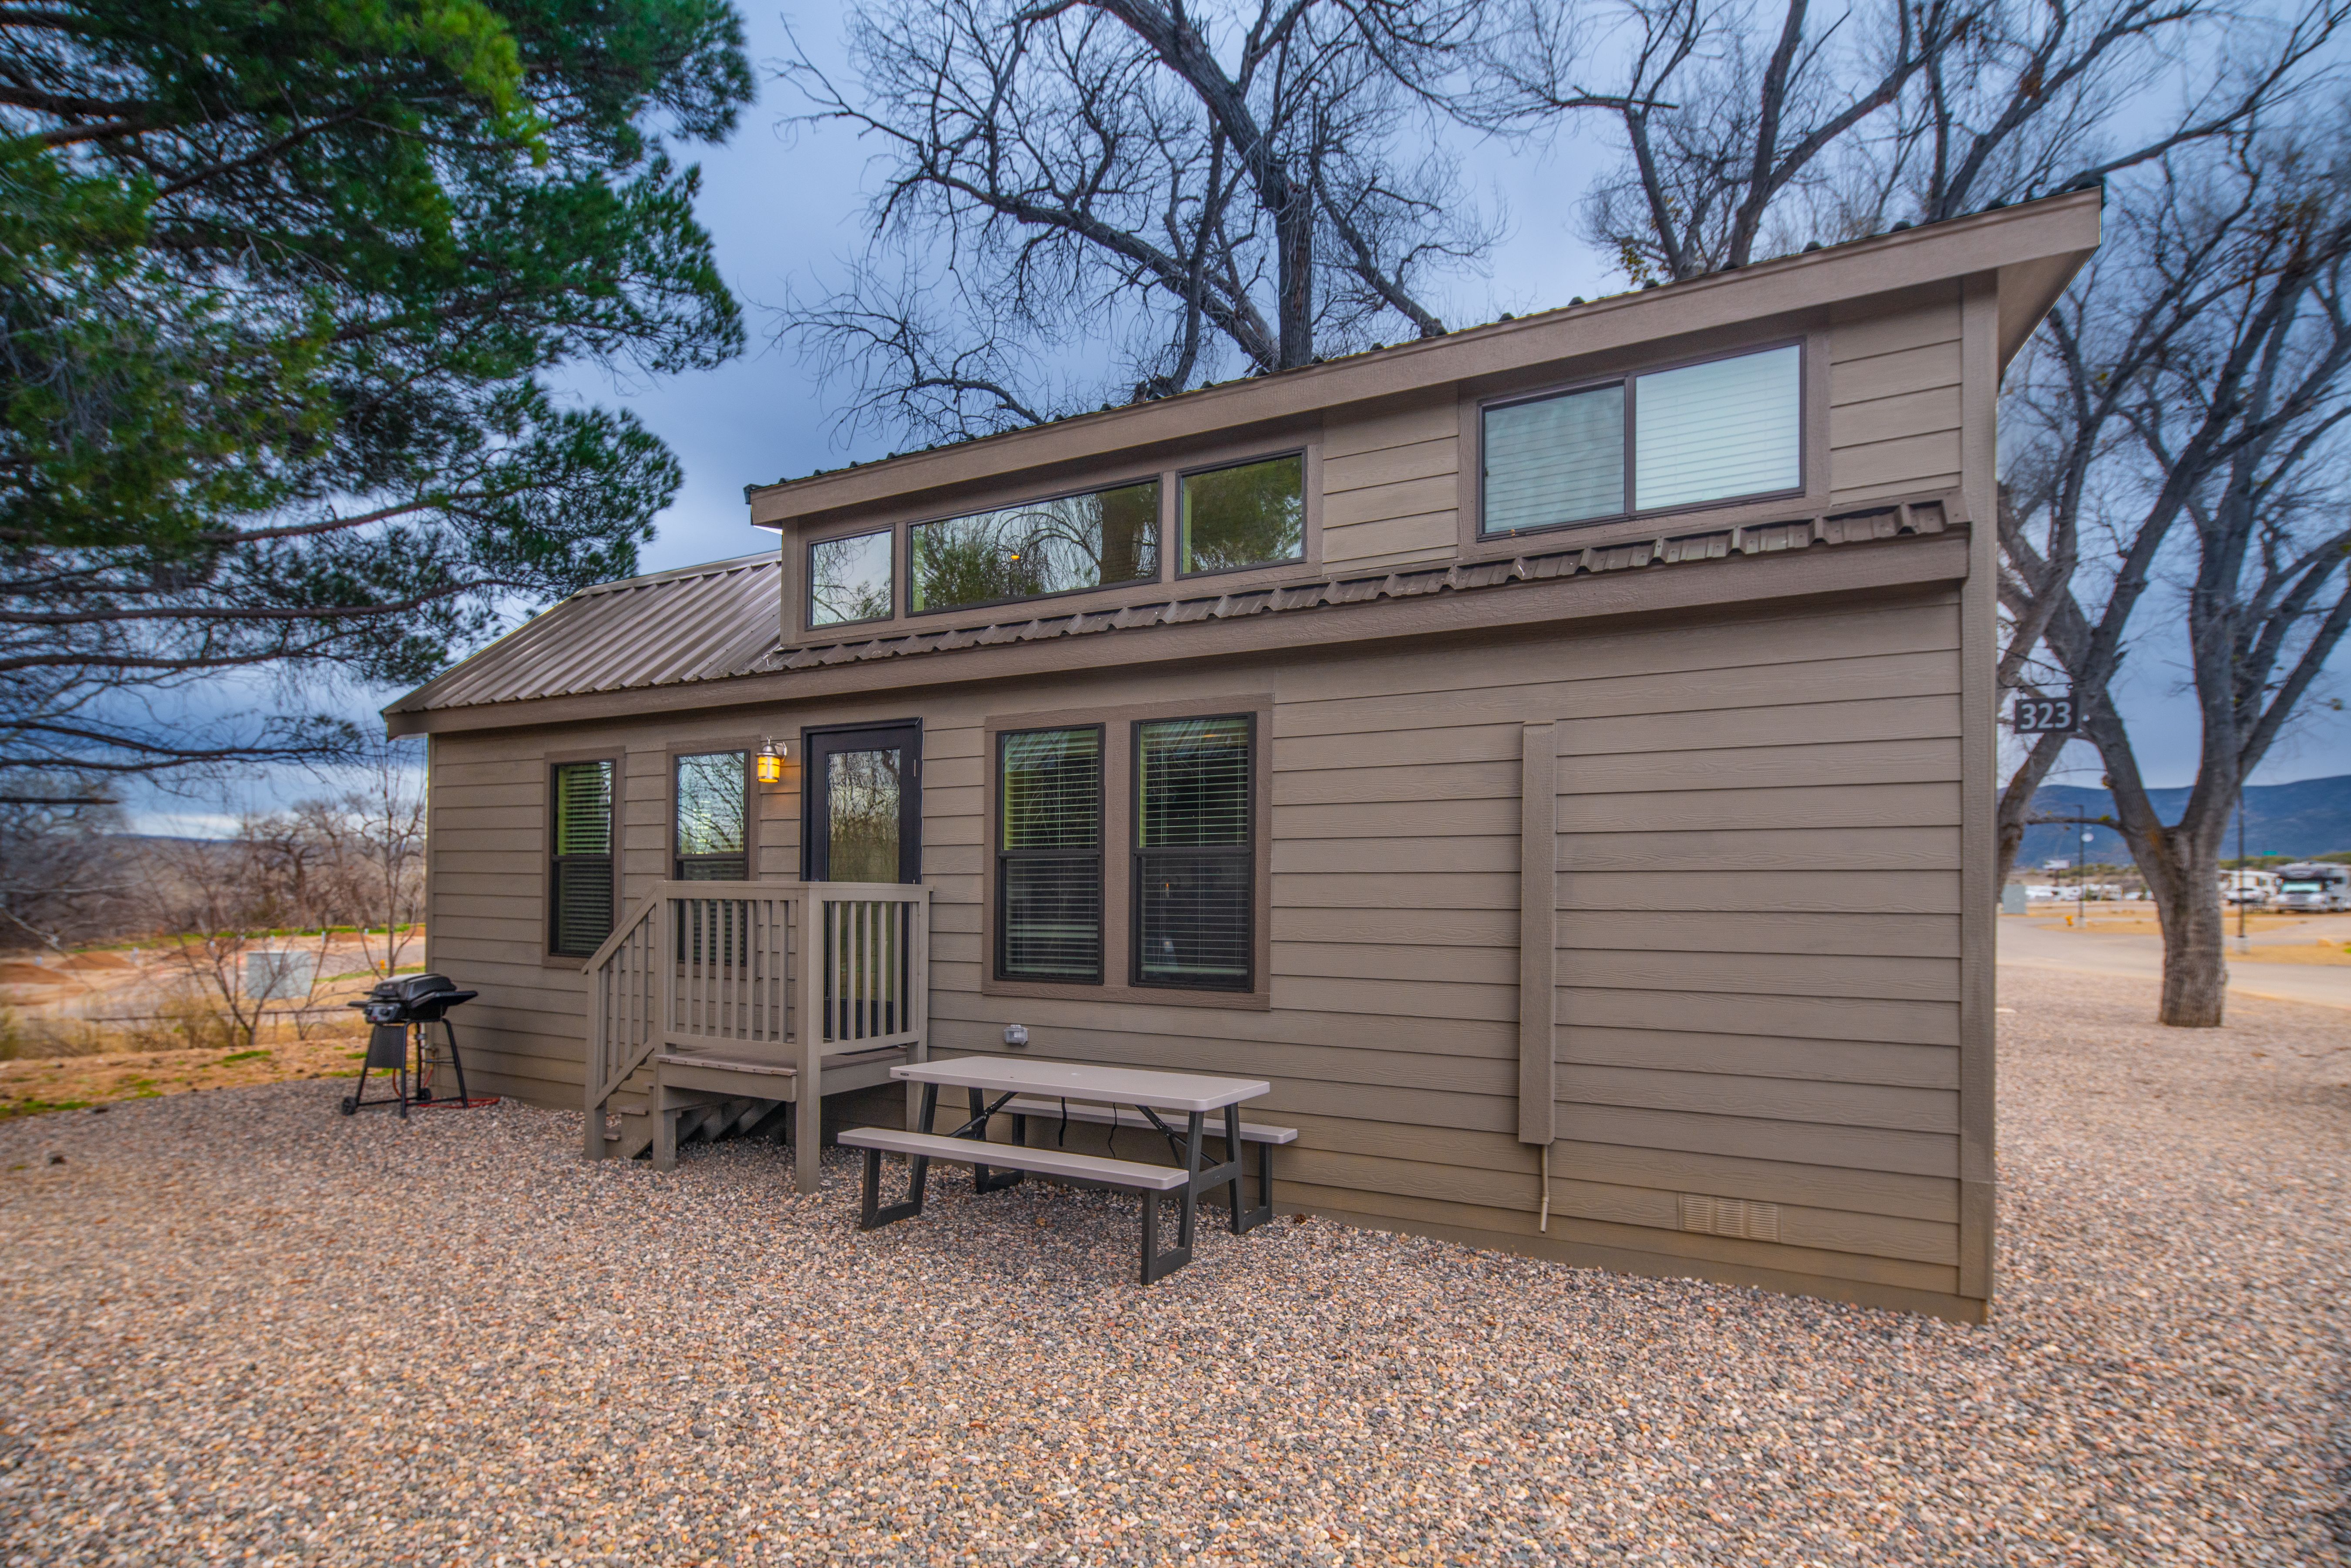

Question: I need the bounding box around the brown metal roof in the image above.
[386,497,1952,718]
[386,553,781,716]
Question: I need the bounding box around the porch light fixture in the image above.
[756,738,788,784]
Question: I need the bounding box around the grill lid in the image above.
[369,973,461,1006]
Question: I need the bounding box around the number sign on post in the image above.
[2012,691,2078,736]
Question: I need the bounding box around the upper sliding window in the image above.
[910,481,1159,614]
[1133,716,1253,992]
[674,752,749,881]
[1481,343,1802,536]
[549,760,615,958]
[808,528,893,628]
[1181,454,1303,575]
[996,726,1105,984]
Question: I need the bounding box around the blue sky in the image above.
[125,3,2349,831]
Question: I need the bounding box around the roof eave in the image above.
[387,508,1970,737]
[745,188,2102,528]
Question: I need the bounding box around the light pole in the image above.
[2078,828,2091,925]
[2236,787,2250,950]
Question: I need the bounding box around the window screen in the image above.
[1181,454,1303,573]
[997,727,1103,982]
[550,760,614,957]
[1634,344,1802,510]
[911,481,1159,612]
[674,752,748,881]
[1482,384,1623,535]
[808,529,893,627]
[1133,716,1252,990]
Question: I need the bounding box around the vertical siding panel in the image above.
[1518,723,1557,1146]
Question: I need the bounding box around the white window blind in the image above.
[1481,384,1623,535]
[1134,716,1252,990]
[998,727,1103,982]
[1633,345,1801,510]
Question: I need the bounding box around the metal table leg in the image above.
[966,1085,1026,1193]
[858,1082,938,1229]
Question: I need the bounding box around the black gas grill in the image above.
[343,973,486,1117]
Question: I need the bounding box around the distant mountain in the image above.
[2020,774,2351,867]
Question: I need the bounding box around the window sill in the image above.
[982,974,1270,1011]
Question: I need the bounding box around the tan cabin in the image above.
[386,189,2103,1322]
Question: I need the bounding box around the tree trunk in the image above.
[1274,181,1314,369]
[1992,730,2070,896]
[2150,839,2227,1027]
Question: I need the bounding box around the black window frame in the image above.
[993,723,1107,985]
[1129,712,1256,993]
[547,757,617,959]
[1477,339,1807,540]
[1176,449,1308,579]
[805,525,896,631]
[905,475,1165,618]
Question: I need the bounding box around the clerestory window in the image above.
[1482,343,1803,536]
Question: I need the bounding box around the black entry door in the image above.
[802,722,922,883]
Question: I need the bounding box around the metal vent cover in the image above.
[1678,1193,1782,1242]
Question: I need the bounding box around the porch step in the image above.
[595,1047,929,1171]
[653,1043,913,1101]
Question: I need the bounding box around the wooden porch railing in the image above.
[581,880,931,1191]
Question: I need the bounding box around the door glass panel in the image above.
[826,747,903,884]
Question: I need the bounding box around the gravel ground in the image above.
[0,968,2344,1567]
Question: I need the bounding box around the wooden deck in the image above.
[582,881,930,1185]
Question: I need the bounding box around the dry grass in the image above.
[2235,939,2351,965]
[2017,910,2322,935]
[0,1014,371,1117]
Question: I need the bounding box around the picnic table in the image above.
[837,1055,1293,1282]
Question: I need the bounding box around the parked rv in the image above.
[2273,863,2350,912]
[2221,869,2277,907]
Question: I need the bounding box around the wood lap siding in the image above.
[421,572,1968,1310]
[1829,288,1964,505]
[1551,590,1965,1288]
[1252,591,1965,1294]
[1319,401,1458,571]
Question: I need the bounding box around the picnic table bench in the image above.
[836,1055,1289,1283]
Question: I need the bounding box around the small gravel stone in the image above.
[0,968,2343,1565]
